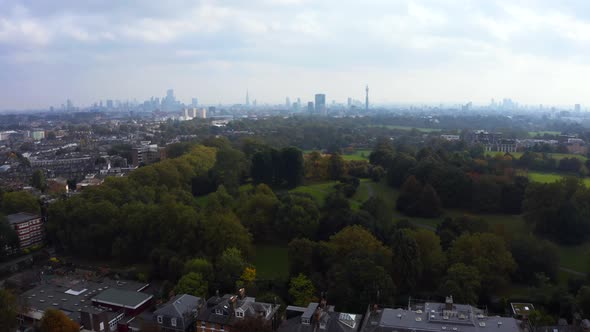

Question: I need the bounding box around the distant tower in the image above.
[365,85,369,112]
[246,90,250,106]
[315,94,326,116]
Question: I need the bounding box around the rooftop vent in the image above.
[417,310,423,314]
[397,314,403,319]
[479,322,486,327]
[416,317,422,322]
[443,316,449,320]
[498,321,503,327]
[442,327,447,330]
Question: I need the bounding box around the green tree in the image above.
[391,230,422,292]
[1,191,40,215]
[448,233,516,295]
[184,258,214,282]
[439,263,481,304]
[201,211,252,259]
[216,247,246,292]
[275,193,320,241]
[237,184,278,242]
[280,147,305,188]
[409,229,446,286]
[174,272,208,298]
[31,169,47,191]
[40,308,80,332]
[0,289,17,332]
[0,216,18,259]
[288,274,317,306]
[328,153,345,180]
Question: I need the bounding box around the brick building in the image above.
[6,212,43,249]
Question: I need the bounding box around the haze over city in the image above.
[2,0,590,110]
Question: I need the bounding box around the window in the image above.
[171,318,177,327]
[201,321,206,327]
[157,315,163,324]
[215,309,222,315]
[99,322,105,331]
[236,311,244,318]
[220,325,224,331]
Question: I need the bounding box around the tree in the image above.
[0,289,17,332]
[31,170,46,191]
[410,229,446,287]
[275,193,320,241]
[447,233,516,295]
[391,230,422,292]
[289,274,317,306]
[510,236,559,282]
[40,308,80,332]
[201,211,252,259]
[184,258,214,282]
[174,272,208,298]
[237,184,278,242]
[280,147,305,188]
[1,191,40,215]
[216,247,246,292]
[577,286,590,316]
[439,263,481,304]
[396,176,422,215]
[328,153,345,180]
[415,184,442,217]
[0,217,18,259]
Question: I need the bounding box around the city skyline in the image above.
[3,0,590,110]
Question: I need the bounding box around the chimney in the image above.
[445,296,453,311]
[239,288,246,300]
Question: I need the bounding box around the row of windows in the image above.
[156,315,177,327]
[199,321,224,331]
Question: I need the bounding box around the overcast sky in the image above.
[1,0,590,110]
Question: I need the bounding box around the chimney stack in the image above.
[445,296,454,311]
[239,288,246,300]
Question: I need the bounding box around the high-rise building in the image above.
[286,97,291,108]
[192,98,199,107]
[307,101,314,113]
[106,100,114,108]
[246,90,250,106]
[297,98,301,108]
[167,89,174,99]
[66,99,73,111]
[365,85,369,112]
[315,94,326,116]
[347,97,352,108]
[575,104,581,112]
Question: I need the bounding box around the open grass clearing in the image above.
[528,171,590,186]
[528,131,561,137]
[368,124,442,132]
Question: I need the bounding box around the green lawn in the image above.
[254,244,289,280]
[342,149,372,161]
[528,171,590,186]
[290,181,338,206]
[484,151,587,161]
[485,151,524,159]
[556,243,590,273]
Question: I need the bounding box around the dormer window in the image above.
[236,310,244,318]
[157,315,163,324]
[302,318,310,325]
[171,318,177,327]
[215,309,223,315]
[320,322,327,329]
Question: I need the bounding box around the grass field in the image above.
[485,151,524,159]
[484,151,587,161]
[290,181,338,206]
[342,149,371,161]
[528,171,590,186]
[254,244,289,280]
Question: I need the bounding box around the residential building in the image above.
[279,301,362,332]
[131,143,162,166]
[440,135,460,141]
[196,290,280,332]
[154,294,204,332]
[91,288,153,316]
[359,296,523,332]
[6,212,43,249]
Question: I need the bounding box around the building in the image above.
[196,108,207,119]
[31,130,45,141]
[308,102,314,113]
[6,212,43,249]
[131,143,161,166]
[279,301,362,332]
[19,277,150,331]
[359,296,523,332]
[365,85,369,112]
[92,288,153,317]
[466,130,517,153]
[315,94,326,116]
[575,104,581,112]
[154,294,204,332]
[440,135,460,141]
[196,290,280,332]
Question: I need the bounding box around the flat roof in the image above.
[6,212,40,225]
[92,288,152,310]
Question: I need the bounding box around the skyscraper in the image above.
[246,90,250,106]
[308,101,314,113]
[365,85,369,112]
[286,97,291,108]
[315,94,326,116]
[192,98,199,107]
[575,104,581,112]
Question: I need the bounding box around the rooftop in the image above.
[154,294,202,319]
[6,212,40,225]
[92,288,152,310]
[361,301,522,332]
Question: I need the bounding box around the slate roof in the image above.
[154,294,202,319]
[278,303,362,332]
[197,294,278,326]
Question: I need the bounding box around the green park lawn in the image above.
[254,244,289,280]
[484,151,587,161]
[290,181,338,206]
[528,171,590,186]
[341,149,372,161]
[484,151,524,159]
[528,131,561,137]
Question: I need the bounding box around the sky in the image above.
[1,0,590,110]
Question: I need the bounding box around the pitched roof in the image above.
[154,294,202,319]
